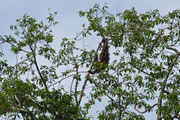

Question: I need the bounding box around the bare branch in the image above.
[11,106,36,120]
[134,103,158,114]
[29,46,48,91]
[78,73,90,106]
[164,42,180,55]
[74,66,79,105]
[157,42,180,120]
[15,95,21,106]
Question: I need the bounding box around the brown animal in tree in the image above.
[89,38,109,74]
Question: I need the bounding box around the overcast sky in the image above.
[1,0,180,41]
[0,0,179,120]
[1,0,180,63]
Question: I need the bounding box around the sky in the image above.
[1,0,180,64]
[0,0,179,120]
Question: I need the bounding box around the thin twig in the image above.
[13,56,33,67]
[48,74,74,88]
[0,36,32,54]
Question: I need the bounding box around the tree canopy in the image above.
[0,4,179,120]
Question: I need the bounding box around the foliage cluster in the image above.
[0,4,179,120]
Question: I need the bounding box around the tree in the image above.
[0,4,179,120]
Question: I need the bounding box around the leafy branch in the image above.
[157,42,180,120]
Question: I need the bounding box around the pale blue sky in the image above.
[0,0,179,120]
